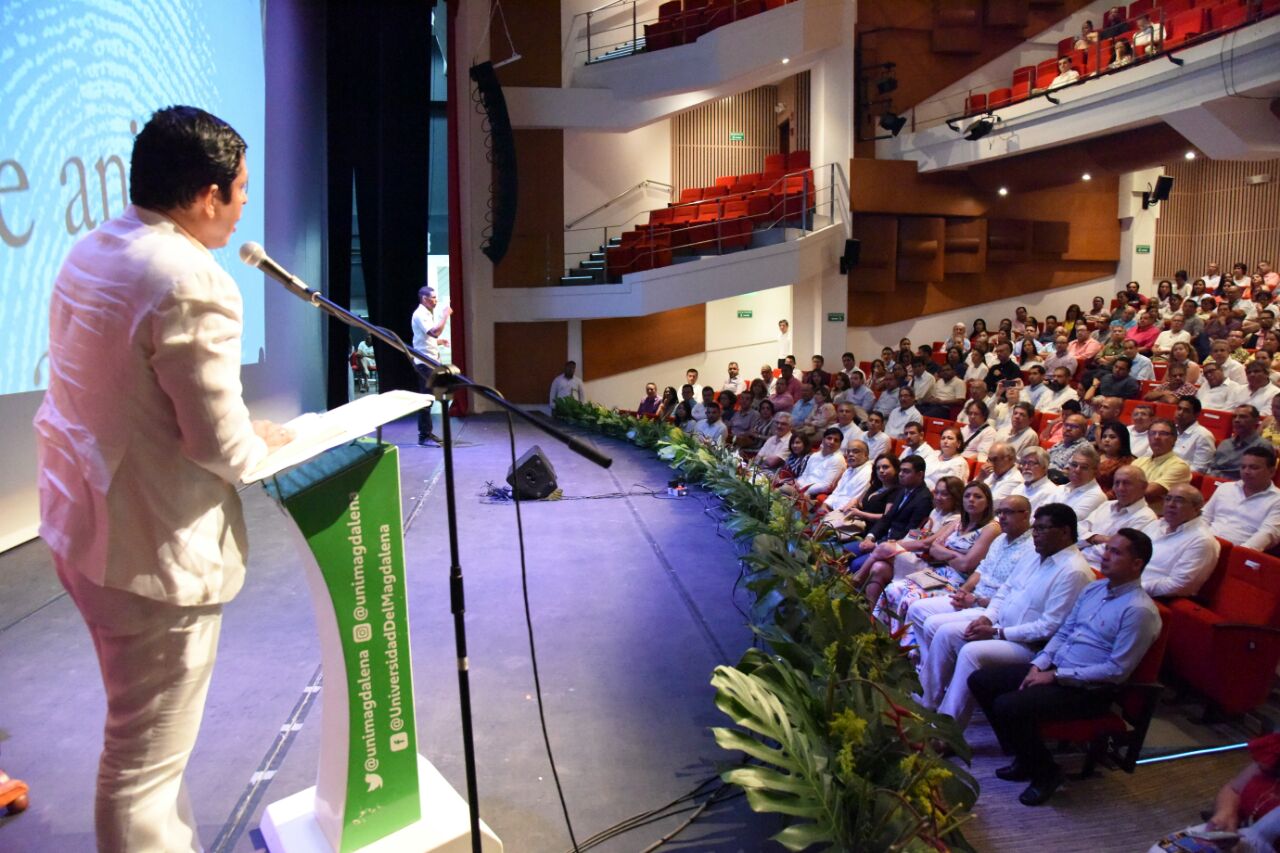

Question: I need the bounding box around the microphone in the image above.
[239,242,316,302]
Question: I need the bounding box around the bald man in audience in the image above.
[1141,484,1221,598]
[908,495,1035,645]
[1134,418,1192,513]
[1204,445,1280,552]
[819,441,873,524]
[1075,465,1158,564]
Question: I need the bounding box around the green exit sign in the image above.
[737,310,753,318]
[728,131,745,142]
[1136,245,1151,254]
[828,312,846,322]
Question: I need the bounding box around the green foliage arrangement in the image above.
[553,397,978,851]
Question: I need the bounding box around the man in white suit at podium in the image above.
[33,106,292,853]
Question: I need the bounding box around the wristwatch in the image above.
[996,626,1005,640]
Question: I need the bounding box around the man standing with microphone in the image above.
[412,284,452,446]
[33,106,291,852]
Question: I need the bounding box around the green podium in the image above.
[248,392,502,853]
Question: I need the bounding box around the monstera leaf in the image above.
[711,660,846,851]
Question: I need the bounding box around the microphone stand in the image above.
[267,272,611,853]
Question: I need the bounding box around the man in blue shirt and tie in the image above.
[968,527,1162,806]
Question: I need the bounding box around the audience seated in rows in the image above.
[610,267,1280,804]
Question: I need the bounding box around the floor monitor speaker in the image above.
[506,446,558,500]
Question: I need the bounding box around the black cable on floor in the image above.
[499,407,581,852]
[560,773,743,853]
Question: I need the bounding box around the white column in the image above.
[1117,168,1163,291]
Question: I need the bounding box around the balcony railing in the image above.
[566,0,798,68]
[908,0,1276,132]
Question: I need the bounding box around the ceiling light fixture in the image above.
[998,187,1009,196]
[781,57,790,64]
[1082,172,1092,181]
[1185,150,1197,160]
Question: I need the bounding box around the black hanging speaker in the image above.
[507,446,558,500]
[839,238,861,275]
[1143,175,1175,209]
[469,61,517,264]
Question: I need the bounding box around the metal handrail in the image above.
[565,179,674,229]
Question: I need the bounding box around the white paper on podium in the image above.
[242,390,434,484]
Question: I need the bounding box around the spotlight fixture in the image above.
[1082,172,1092,181]
[876,75,898,95]
[879,111,907,137]
[1185,150,1197,160]
[964,114,1000,141]
[998,187,1009,196]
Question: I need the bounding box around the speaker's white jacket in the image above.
[34,205,267,606]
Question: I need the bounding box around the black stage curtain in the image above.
[326,0,435,407]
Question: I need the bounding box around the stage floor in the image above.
[0,414,779,852]
[0,413,1255,851]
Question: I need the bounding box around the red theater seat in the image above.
[988,87,1013,108]
[1011,79,1032,102]
[1164,545,1280,716]
[1128,0,1155,17]
[1198,408,1233,443]
[1057,36,1077,56]
[1166,7,1208,46]
[658,0,683,19]
[678,187,703,204]
[787,150,810,170]
[964,92,987,115]
[1039,613,1170,775]
[1211,1,1250,30]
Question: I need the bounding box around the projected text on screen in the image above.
[0,0,267,396]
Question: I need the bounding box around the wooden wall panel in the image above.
[897,217,945,282]
[493,129,564,288]
[848,261,1119,326]
[1154,158,1280,279]
[493,0,559,87]
[849,214,898,292]
[494,321,568,404]
[944,217,987,274]
[845,155,1120,325]
[671,73,810,193]
[849,158,985,217]
[582,304,706,380]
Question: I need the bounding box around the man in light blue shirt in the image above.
[969,527,1161,807]
[789,382,818,430]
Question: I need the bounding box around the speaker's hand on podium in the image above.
[254,419,296,451]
